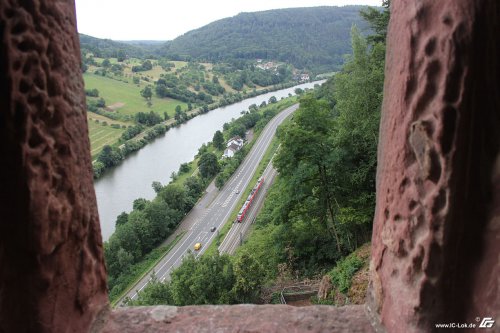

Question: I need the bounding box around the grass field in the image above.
[83,73,187,117]
[87,119,125,158]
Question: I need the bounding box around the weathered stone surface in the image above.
[0,1,109,332]
[1,0,498,332]
[368,0,500,332]
[98,305,375,333]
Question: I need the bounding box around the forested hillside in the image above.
[160,6,369,73]
[79,34,152,59]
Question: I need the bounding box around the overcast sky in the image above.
[75,0,382,41]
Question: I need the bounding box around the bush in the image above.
[328,254,363,294]
[92,161,106,178]
[179,163,191,174]
[85,88,99,97]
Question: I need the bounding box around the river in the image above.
[95,80,325,240]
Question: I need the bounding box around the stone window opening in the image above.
[0,1,498,332]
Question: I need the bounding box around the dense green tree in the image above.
[231,253,264,302]
[117,49,126,62]
[140,86,152,100]
[133,198,149,211]
[274,96,343,251]
[174,107,186,122]
[85,88,99,97]
[178,163,191,174]
[229,124,246,138]
[130,275,173,305]
[212,130,225,150]
[197,143,208,156]
[142,60,153,70]
[143,201,172,243]
[135,111,162,126]
[215,174,225,189]
[169,254,236,305]
[158,184,191,214]
[151,181,163,194]
[128,210,154,254]
[184,176,204,198]
[116,247,134,272]
[114,222,142,260]
[96,97,106,107]
[97,145,122,168]
[115,212,129,227]
[294,88,304,95]
[198,152,220,178]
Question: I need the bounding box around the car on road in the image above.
[210,226,217,232]
[235,189,240,194]
[194,243,202,251]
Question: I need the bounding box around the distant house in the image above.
[223,136,244,158]
[256,61,276,71]
[223,143,239,158]
[227,136,244,148]
[300,73,310,82]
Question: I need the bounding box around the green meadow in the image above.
[83,73,187,117]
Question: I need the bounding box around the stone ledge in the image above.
[96,304,374,333]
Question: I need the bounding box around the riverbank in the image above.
[92,80,324,179]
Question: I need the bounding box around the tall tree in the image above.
[140,86,152,100]
[212,130,225,150]
[198,152,220,178]
[359,0,391,45]
[231,253,264,303]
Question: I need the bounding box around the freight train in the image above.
[236,177,264,222]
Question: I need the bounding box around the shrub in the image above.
[328,254,363,294]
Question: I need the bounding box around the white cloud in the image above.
[75,0,382,40]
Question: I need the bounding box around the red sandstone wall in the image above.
[368,0,499,332]
[0,1,108,332]
[0,0,498,332]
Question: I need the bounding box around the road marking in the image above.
[122,104,299,304]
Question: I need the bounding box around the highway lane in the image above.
[218,158,278,255]
[120,103,299,305]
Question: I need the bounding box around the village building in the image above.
[223,136,244,158]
